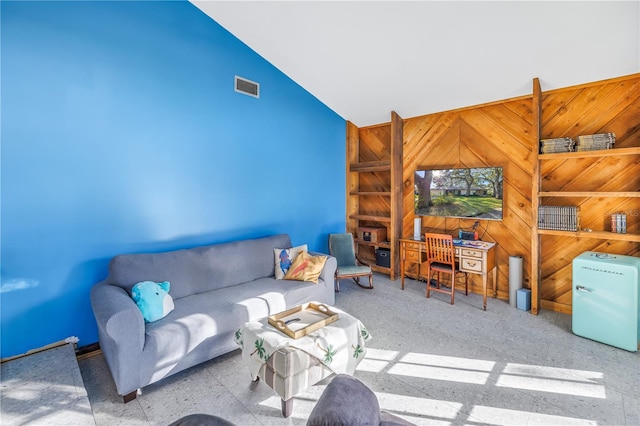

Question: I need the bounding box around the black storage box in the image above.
[375,248,390,268]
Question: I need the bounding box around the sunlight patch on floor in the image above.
[502,363,604,382]
[357,358,390,373]
[1,382,94,425]
[495,375,605,398]
[387,353,495,385]
[356,347,400,373]
[467,405,597,425]
[354,347,604,425]
[389,362,491,385]
[496,363,606,398]
[370,390,598,426]
[401,352,495,371]
[365,347,401,361]
[376,392,463,424]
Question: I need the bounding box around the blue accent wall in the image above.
[0,1,346,358]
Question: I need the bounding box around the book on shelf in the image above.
[610,213,627,234]
[539,137,575,153]
[575,133,615,152]
[538,206,579,231]
[540,133,617,153]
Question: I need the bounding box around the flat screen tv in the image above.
[414,166,503,220]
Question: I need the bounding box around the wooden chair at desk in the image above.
[424,233,468,305]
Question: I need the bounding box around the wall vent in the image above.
[235,76,260,98]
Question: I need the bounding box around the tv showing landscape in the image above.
[414,166,503,220]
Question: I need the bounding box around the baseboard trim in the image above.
[76,342,102,360]
[1,337,78,363]
[540,299,572,315]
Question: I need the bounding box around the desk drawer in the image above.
[404,241,422,250]
[405,249,426,263]
[461,258,482,272]
[461,248,482,258]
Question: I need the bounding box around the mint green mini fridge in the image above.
[572,251,640,352]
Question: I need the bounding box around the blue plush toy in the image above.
[131,281,175,323]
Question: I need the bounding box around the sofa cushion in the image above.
[108,234,292,300]
[232,277,335,322]
[144,290,242,365]
[143,275,333,366]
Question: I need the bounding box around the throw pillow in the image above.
[284,251,327,284]
[274,244,308,279]
[131,281,175,323]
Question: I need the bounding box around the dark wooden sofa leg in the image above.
[281,398,293,417]
[123,390,137,403]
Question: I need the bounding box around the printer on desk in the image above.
[459,230,478,240]
[459,221,480,241]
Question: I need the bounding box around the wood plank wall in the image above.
[538,74,640,313]
[352,73,639,313]
[402,97,536,299]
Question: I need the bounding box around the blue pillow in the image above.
[131,281,175,323]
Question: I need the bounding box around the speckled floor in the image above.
[4,272,639,425]
[1,342,94,425]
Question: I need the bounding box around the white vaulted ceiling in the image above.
[192,1,640,127]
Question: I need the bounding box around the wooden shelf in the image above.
[535,144,639,248]
[539,146,640,160]
[349,191,391,196]
[539,191,640,198]
[349,214,391,223]
[346,113,403,281]
[349,161,391,172]
[356,255,388,274]
[538,229,640,242]
[354,239,391,248]
[370,264,390,274]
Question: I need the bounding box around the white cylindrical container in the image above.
[509,255,523,307]
[413,218,422,239]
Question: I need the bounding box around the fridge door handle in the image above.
[575,285,592,292]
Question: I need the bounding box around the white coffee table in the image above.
[235,304,371,417]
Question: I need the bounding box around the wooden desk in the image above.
[400,237,497,311]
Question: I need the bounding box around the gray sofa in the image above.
[90,234,336,402]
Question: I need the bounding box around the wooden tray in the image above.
[268,303,339,339]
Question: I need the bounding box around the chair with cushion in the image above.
[424,233,468,304]
[329,233,373,292]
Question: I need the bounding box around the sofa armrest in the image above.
[90,281,145,396]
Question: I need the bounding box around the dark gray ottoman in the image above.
[169,414,235,426]
[307,374,414,426]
